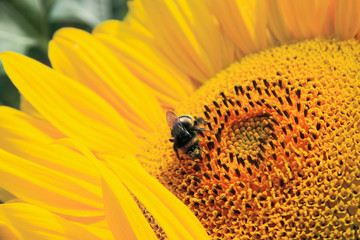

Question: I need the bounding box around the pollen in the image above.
[139,39,360,239]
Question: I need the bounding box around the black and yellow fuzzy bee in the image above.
[166,111,207,160]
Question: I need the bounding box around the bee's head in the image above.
[179,115,195,126]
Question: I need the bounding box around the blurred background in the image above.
[0,0,129,108]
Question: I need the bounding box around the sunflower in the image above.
[1,0,360,239]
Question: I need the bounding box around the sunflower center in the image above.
[227,114,273,168]
[139,39,360,239]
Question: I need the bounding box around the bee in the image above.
[166,110,207,160]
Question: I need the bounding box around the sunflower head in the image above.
[2,0,360,239]
[140,38,360,239]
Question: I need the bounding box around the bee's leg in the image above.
[190,144,203,160]
[196,151,203,160]
[194,117,206,126]
[193,127,208,137]
[174,146,180,159]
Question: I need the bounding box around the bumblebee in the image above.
[166,110,207,160]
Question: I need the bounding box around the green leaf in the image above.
[0,1,40,54]
[49,0,113,28]
[112,0,129,20]
[3,0,50,34]
[0,71,20,109]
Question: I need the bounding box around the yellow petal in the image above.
[207,0,272,54]
[103,154,209,240]
[64,140,159,240]
[94,20,194,109]
[268,0,334,41]
[334,0,360,39]
[267,0,292,42]
[0,106,103,218]
[99,167,158,240]
[49,28,165,135]
[0,148,104,221]
[0,222,19,240]
[122,1,153,38]
[78,223,114,240]
[0,203,104,240]
[0,126,104,222]
[20,95,43,119]
[94,19,151,39]
[0,105,64,143]
[0,188,15,203]
[0,106,97,184]
[0,52,140,154]
[125,0,237,84]
[66,139,208,239]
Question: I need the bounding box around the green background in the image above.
[0,0,129,108]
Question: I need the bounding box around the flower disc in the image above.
[140,39,360,239]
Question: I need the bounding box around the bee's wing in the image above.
[166,110,180,129]
[166,110,190,136]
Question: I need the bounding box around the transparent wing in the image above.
[166,110,180,129]
[166,110,190,137]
